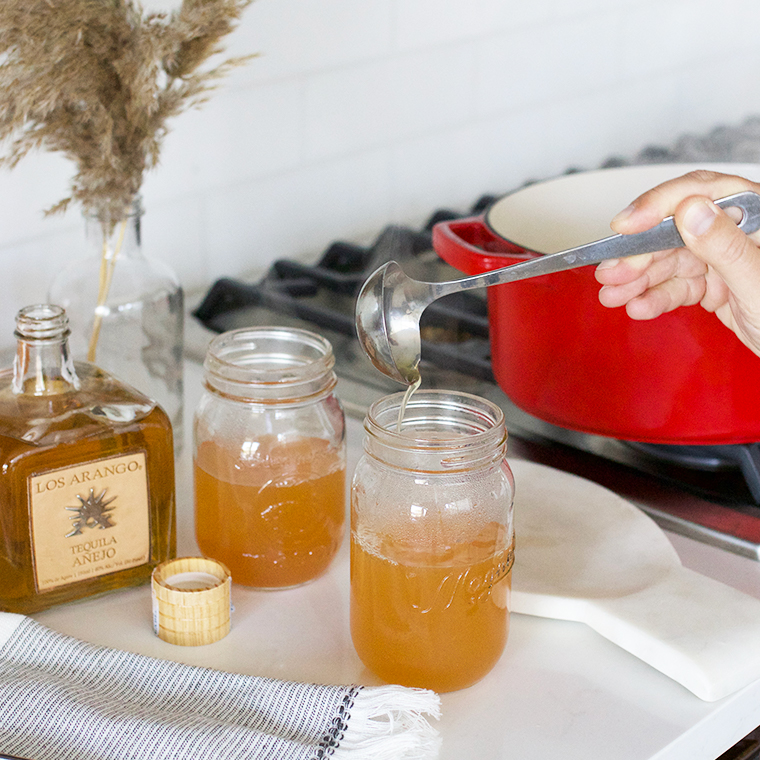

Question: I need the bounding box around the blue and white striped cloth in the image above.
[0,614,440,760]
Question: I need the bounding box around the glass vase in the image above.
[48,198,184,449]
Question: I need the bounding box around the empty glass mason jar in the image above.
[194,327,346,589]
[350,390,515,692]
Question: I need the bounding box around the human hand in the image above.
[594,170,760,357]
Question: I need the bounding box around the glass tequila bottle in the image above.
[0,304,176,614]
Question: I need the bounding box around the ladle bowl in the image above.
[355,191,760,385]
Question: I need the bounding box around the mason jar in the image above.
[194,327,346,589]
[350,390,515,692]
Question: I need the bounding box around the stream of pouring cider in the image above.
[396,376,421,432]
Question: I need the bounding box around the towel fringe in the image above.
[332,685,442,760]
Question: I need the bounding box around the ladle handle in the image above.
[433,190,760,295]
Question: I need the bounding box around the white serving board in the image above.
[510,459,760,701]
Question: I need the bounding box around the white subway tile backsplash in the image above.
[671,52,760,136]
[394,0,553,51]
[0,152,76,249]
[141,195,209,292]
[304,45,476,160]
[471,98,621,192]
[475,13,623,118]
[393,0,640,51]
[226,0,395,84]
[619,0,757,80]
[389,123,498,225]
[620,2,703,79]
[203,150,393,279]
[0,226,84,337]
[143,78,304,203]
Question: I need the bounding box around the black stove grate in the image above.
[194,199,498,381]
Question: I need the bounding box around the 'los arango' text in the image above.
[34,459,142,493]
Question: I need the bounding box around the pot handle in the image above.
[432,216,537,275]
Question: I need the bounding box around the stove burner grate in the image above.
[627,441,760,504]
[194,200,498,381]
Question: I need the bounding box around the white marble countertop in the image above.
[32,358,760,760]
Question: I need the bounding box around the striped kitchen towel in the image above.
[0,613,440,760]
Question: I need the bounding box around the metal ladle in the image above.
[355,191,760,385]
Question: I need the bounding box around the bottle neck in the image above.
[84,197,143,264]
[13,305,80,395]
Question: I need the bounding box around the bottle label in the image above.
[28,452,151,591]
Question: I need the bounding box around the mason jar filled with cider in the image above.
[194,327,346,589]
[351,390,515,692]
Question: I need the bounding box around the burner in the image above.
[194,203,497,382]
[627,441,760,504]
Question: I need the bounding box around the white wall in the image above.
[2,0,760,349]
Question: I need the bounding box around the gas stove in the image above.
[190,119,760,560]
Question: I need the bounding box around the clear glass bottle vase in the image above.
[48,198,184,448]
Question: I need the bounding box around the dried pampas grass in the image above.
[0,0,254,218]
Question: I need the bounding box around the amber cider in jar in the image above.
[351,390,515,692]
[194,327,346,589]
[0,305,176,614]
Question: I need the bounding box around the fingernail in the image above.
[683,200,718,237]
[611,204,635,226]
[597,258,619,270]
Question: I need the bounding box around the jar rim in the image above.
[203,326,337,401]
[364,389,507,461]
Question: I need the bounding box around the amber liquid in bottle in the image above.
[0,305,176,614]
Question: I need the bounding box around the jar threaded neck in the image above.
[203,327,337,403]
[364,390,508,472]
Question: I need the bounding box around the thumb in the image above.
[676,197,760,300]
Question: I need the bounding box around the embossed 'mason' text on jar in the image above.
[350,390,515,692]
[194,327,346,589]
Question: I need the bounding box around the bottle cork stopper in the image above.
[151,557,231,646]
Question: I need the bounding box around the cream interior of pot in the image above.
[484,162,760,254]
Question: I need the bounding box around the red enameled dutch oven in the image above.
[432,163,760,445]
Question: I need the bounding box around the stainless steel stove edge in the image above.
[639,505,760,561]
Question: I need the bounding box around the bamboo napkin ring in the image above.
[151,556,231,646]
